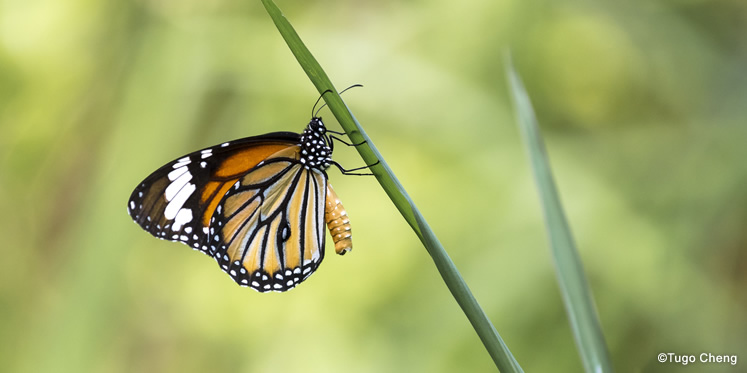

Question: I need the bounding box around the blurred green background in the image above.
[2,0,746,371]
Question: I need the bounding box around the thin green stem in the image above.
[261,1,523,371]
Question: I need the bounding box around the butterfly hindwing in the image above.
[210,158,328,292]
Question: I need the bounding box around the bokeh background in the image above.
[2,0,746,372]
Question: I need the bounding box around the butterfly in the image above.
[127,101,373,293]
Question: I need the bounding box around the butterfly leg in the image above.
[328,134,367,147]
[330,160,380,176]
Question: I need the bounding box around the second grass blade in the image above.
[506,58,614,373]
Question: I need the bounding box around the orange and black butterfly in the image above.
[127,103,372,292]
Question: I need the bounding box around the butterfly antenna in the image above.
[340,84,364,94]
[312,89,333,118]
[313,84,364,117]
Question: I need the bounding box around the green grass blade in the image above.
[506,58,614,373]
[261,0,416,236]
[261,1,523,371]
[415,213,524,373]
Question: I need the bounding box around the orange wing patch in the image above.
[199,145,300,226]
[214,145,294,178]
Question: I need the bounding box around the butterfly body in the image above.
[128,118,354,292]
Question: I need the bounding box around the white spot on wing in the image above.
[165,170,192,201]
[129,201,135,210]
[173,157,190,168]
[167,166,188,181]
[164,183,196,220]
[171,208,193,231]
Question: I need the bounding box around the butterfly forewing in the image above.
[127,133,300,253]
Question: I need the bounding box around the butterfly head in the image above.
[299,117,332,170]
[307,117,326,133]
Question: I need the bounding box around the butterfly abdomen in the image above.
[324,184,352,255]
